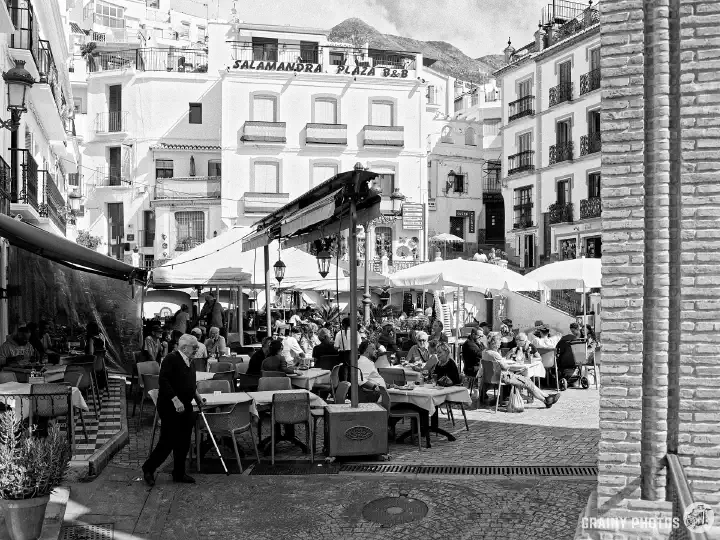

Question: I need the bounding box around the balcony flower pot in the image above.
[0,412,71,540]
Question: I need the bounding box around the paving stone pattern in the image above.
[72,378,124,461]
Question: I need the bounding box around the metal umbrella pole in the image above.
[197,395,229,475]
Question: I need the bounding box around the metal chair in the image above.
[196,401,260,472]
[68,355,102,411]
[62,371,88,441]
[237,373,260,392]
[479,358,503,413]
[443,400,470,431]
[261,370,289,378]
[191,357,208,372]
[0,372,17,383]
[271,392,313,465]
[210,361,233,373]
[140,373,160,421]
[149,389,160,449]
[134,361,160,417]
[30,383,73,447]
[258,377,292,392]
[65,361,99,417]
[130,351,145,398]
[197,379,231,394]
[378,367,407,386]
[378,386,422,450]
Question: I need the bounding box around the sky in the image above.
[171,0,549,58]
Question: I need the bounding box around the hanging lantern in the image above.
[316,250,332,278]
[273,259,286,283]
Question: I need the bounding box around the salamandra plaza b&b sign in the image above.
[230,60,410,78]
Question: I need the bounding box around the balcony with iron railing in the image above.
[513,207,534,229]
[38,170,67,235]
[547,3,600,45]
[92,166,130,187]
[88,48,208,73]
[0,156,10,216]
[7,2,38,60]
[580,197,601,219]
[549,141,574,165]
[508,150,535,176]
[11,149,38,214]
[549,82,573,107]
[580,68,600,95]
[154,176,221,200]
[483,172,502,195]
[548,202,573,224]
[508,95,534,122]
[94,111,128,134]
[580,132,601,156]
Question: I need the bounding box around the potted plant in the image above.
[0,412,71,540]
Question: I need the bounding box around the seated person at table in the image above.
[555,322,584,380]
[260,339,295,375]
[312,328,337,360]
[247,337,272,376]
[299,323,320,357]
[0,323,35,367]
[40,321,55,355]
[484,333,560,408]
[506,333,541,364]
[205,327,228,357]
[462,327,485,380]
[144,325,164,363]
[529,324,562,349]
[281,328,306,366]
[189,328,208,359]
[357,341,386,403]
[422,340,439,372]
[429,320,448,344]
[406,331,430,367]
[374,345,392,369]
[377,323,399,355]
[26,322,45,361]
[431,342,461,385]
[500,319,517,349]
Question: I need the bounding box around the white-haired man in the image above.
[143,334,203,486]
[204,326,227,357]
[506,332,541,364]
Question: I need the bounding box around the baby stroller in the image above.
[558,340,597,390]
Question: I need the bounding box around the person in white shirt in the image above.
[357,341,385,403]
[334,317,360,351]
[281,329,305,366]
[190,328,208,359]
[288,310,303,329]
[528,325,562,349]
[472,249,488,262]
[204,326,227,356]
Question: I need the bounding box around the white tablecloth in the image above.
[198,392,258,418]
[387,384,471,417]
[247,389,327,409]
[505,360,546,379]
[0,382,88,421]
[196,372,215,381]
[289,368,330,390]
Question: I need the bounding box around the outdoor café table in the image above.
[0,381,88,422]
[501,360,546,384]
[388,384,471,443]
[288,368,330,390]
[3,364,67,383]
[395,365,424,383]
[247,389,327,454]
[195,371,215,382]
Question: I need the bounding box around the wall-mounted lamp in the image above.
[0,61,35,132]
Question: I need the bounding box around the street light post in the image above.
[0,60,35,131]
[359,225,372,326]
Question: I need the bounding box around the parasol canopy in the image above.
[524,257,601,290]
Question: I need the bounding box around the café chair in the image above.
[334,381,350,403]
[0,372,17,383]
[141,374,160,421]
[93,351,110,402]
[211,371,235,392]
[444,400,470,432]
[31,383,73,447]
[191,357,208,372]
[210,362,233,373]
[378,387,423,451]
[537,347,559,391]
[197,401,260,473]
[197,380,231,394]
[270,392,313,465]
[62,371,88,441]
[257,377,292,392]
[378,368,407,386]
[237,373,260,392]
[65,362,100,417]
[149,389,159,448]
[261,370,288,378]
[133,361,160,417]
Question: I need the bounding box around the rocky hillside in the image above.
[329,18,505,84]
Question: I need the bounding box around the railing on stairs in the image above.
[666,453,712,540]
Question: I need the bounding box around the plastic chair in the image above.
[261,370,288,378]
[197,379,231,394]
[237,373,260,392]
[134,361,160,417]
[140,373,160,420]
[378,367,407,386]
[271,392,313,464]
[537,347,559,391]
[191,357,208,372]
[211,371,236,391]
[210,361,233,373]
[64,361,99,417]
[196,401,260,472]
[378,386,422,450]
[0,372,17,383]
[257,377,292,391]
[62,371,88,441]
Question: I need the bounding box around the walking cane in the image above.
[196,394,230,476]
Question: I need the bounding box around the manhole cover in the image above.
[362,496,428,526]
[60,523,114,540]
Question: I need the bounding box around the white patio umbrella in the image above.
[430,233,464,260]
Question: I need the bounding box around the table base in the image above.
[395,411,456,447]
[259,425,308,456]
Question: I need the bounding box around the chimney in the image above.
[504,38,515,63]
[534,23,546,52]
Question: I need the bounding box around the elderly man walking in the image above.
[143,334,203,486]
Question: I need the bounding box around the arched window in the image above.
[441,125,453,142]
[375,227,393,262]
[465,127,476,146]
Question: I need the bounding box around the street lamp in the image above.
[390,188,406,214]
[273,258,286,284]
[67,191,82,212]
[316,250,332,278]
[0,60,35,131]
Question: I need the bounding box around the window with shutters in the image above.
[175,211,205,251]
[155,159,173,179]
[253,95,277,122]
[518,132,532,153]
[109,147,122,185]
[312,163,338,187]
[375,173,395,197]
[453,174,466,193]
[313,98,337,124]
[588,172,601,198]
[253,161,280,193]
[208,160,221,177]
[557,179,570,205]
[464,128,476,146]
[483,119,501,136]
[518,79,532,98]
[370,100,394,126]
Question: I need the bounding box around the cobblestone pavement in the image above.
[64,466,595,540]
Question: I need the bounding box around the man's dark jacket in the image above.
[462,338,484,376]
[555,334,579,370]
[157,350,197,415]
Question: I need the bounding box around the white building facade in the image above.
[494,1,601,269]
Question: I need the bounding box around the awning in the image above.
[0,214,145,282]
[280,189,341,237]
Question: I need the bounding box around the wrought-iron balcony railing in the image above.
[12,149,38,213]
[549,82,573,107]
[549,4,600,44]
[38,170,67,235]
[87,48,208,73]
[8,3,37,56]
[580,68,600,95]
[513,213,534,229]
[549,141,574,165]
[580,197,601,219]
[92,166,129,187]
[154,176,221,199]
[0,156,10,216]
[95,111,128,133]
[508,95,534,122]
[508,150,535,175]
[548,202,573,224]
[483,172,502,194]
[580,132,601,156]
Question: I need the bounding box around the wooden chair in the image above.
[378,367,406,386]
[257,377,292,392]
[211,371,235,392]
[133,361,160,417]
[210,361,233,373]
[271,392,313,464]
[196,401,260,472]
[378,387,423,450]
[197,379,231,394]
[0,372,17,383]
[62,371,88,441]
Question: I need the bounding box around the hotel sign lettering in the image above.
[231,60,409,78]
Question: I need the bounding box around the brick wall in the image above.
[582,0,720,538]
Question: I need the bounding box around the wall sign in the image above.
[335,65,409,78]
[456,210,475,234]
[230,60,409,79]
[428,198,436,211]
[402,203,424,230]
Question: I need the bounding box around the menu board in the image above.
[402,203,424,230]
